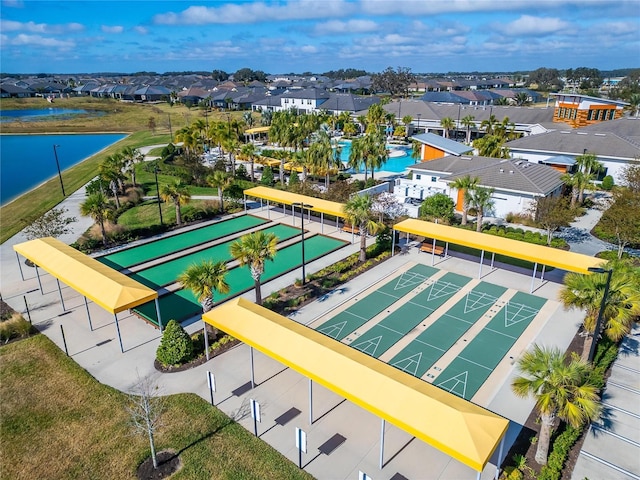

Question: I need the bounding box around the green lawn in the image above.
[0,334,314,480]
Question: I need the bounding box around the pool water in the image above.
[337,140,416,173]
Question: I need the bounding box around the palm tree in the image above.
[515,92,530,106]
[343,194,382,263]
[473,134,510,159]
[207,170,232,213]
[178,260,229,314]
[512,345,600,465]
[121,146,143,188]
[460,115,475,144]
[98,153,126,209]
[230,231,278,305]
[159,180,191,226]
[440,117,455,138]
[80,192,114,246]
[561,172,581,208]
[411,139,422,163]
[449,175,479,225]
[628,93,640,118]
[494,97,509,106]
[575,153,602,203]
[178,260,229,360]
[240,143,257,182]
[480,114,498,134]
[468,186,495,232]
[243,111,254,128]
[559,267,640,361]
[366,103,386,134]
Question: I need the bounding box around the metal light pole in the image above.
[52,144,66,197]
[292,202,313,285]
[154,166,163,225]
[587,267,613,363]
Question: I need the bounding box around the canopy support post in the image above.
[155,298,163,332]
[476,471,481,480]
[379,418,386,469]
[541,265,546,282]
[431,237,437,266]
[84,296,93,331]
[114,313,124,353]
[530,262,538,293]
[391,228,396,256]
[203,320,210,361]
[250,346,255,388]
[445,241,450,258]
[35,265,43,294]
[16,252,25,281]
[491,252,495,269]
[267,200,270,219]
[478,250,485,278]
[56,279,66,312]
[308,379,313,425]
[494,435,506,479]
[321,212,324,234]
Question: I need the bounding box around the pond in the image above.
[0,108,102,123]
[0,133,127,205]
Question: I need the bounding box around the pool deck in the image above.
[1,202,590,480]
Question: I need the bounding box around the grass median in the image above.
[0,334,314,480]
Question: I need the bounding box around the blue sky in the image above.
[1,0,639,75]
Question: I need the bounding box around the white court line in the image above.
[483,326,519,340]
[411,338,447,352]
[456,355,494,372]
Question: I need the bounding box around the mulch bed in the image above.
[136,450,181,480]
[154,334,240,373]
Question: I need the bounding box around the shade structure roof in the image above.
[203,298,509,472]
[13,237,157,313]
[394,219,605,274]
[245,126,270,134]
[244,186,346,218]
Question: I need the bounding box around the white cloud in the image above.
[7,33,75,48]
[0,19,83,34]
[153,0,355,25]
[314,19,378,35]
[134,26,148,35]
[101,25,124,34]
[494,15,570,36]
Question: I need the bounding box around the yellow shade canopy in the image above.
[244,186,346,218]
[13,237,157,313]
[394,218,605,274]
[203,298,509,472]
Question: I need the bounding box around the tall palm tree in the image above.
[98,154,126,209]
[159,180,191,226]
[449,175,479,225]
[178,260,229,360]
[207,170,232,213]
[473,134,510,159]
[460,115,475,144]
[366,103,385,134]
[468,186,495,232]
[121,146,143,188]
[411,139,422,163]
[515,92,530,106]
[80,192,114,246]
[559,267,640,361]
[512,345,600,465]
[343,194,382,263]
[230,231,278,305]
[480,114,498,134]
[240,143,257,182]
[440,117,455,138]
[575,153,602,203]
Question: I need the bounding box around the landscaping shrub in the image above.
[601,175,614,191]
[0,314,34,343]
[156,320,194,366]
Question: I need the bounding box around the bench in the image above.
[420,242,444,256]
[342,225,360,234]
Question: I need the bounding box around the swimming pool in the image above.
[337,140,416,173]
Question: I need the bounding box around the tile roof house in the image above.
[393,155,564,219]
[410,132,473,161]
[550,93,628,128]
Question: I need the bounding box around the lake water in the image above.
[0,108,92,122]
[0,133,127,205]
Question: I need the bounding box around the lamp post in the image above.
[52,144,66,197]
[292,202,313,285]
[417,113,421,132]
[154,166,163,225]
[587,267,613,363]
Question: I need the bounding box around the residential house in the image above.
[393,155,564,219]
[550,93,628,128]
[410,133,473,162]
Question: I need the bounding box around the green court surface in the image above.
[134,234,348,325]
[315,264,438,341]
[129,224,300,289]
[389,281,508,377]
[349,272,472,358]
[433,291,547,400]
[98,215,268,270]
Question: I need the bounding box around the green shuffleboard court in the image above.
[98,215,268,269]
[349,272,471,358]
[134,234,348,325]
[315,264,439,341]
[128,224,300,289]
[433,291,547,400]
[389,281,507,377]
